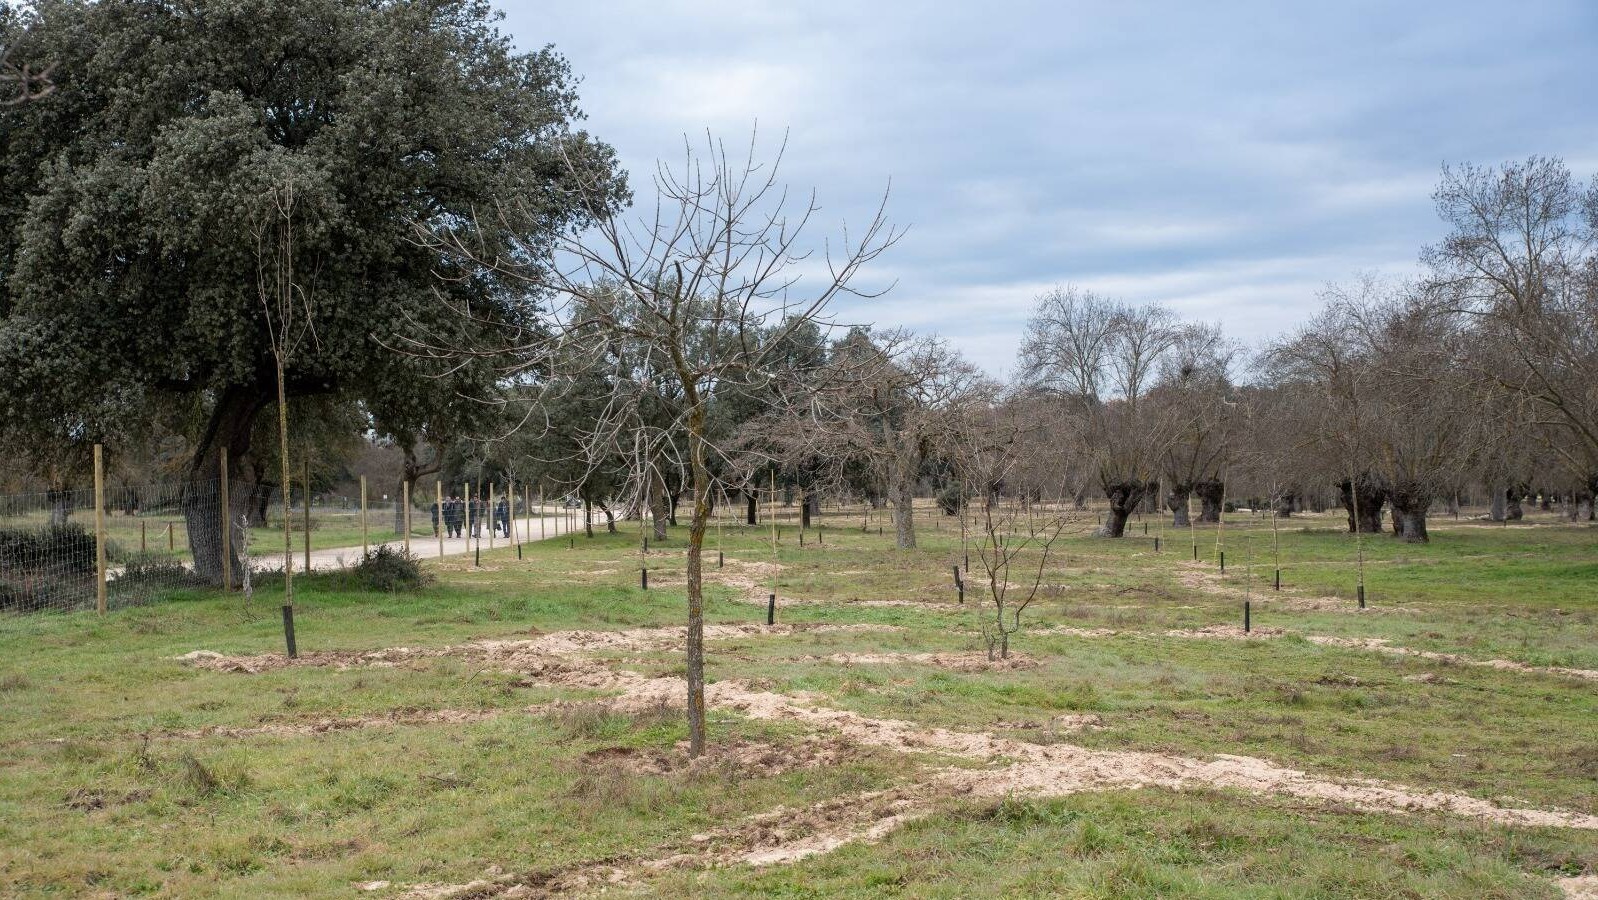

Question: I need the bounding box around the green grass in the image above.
[1,503,1594,896]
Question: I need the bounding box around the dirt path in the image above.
[285,513,576,573]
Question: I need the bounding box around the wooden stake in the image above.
[436,480,444,560]
[220,447,231,592]
[93,443,106,616]
[488,482,496,550]
[302,455,311,573]
[360,475,369,559]
[402,479,412,554]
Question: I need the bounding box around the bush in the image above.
[0,523,100,612]
[936,484,967,516]
[350,545,430,592]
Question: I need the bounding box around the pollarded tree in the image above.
[0,0,620,582]
[1020,287,1181,536]
[1151,322,1239,526]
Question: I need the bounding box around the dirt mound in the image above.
[169,707,511,739]
[577,735,855,779]
[1166,624,1287,639]
[817,651,1038,672]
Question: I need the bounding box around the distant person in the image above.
[446,495,463,538]
[495,497,510,537]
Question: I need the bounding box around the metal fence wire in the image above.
[1,448,550,615]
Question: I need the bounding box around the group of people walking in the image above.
[434,495,512,540]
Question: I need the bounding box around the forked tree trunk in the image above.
[1099,480,1148,537]
[745,492,757,525]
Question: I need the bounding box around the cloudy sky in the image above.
[501,0,1598,375]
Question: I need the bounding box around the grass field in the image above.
[1,503,1594,897]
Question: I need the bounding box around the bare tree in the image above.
[414,130,899,756]
[1020,287,1181,536]
[784,331,984,549]
[1425,157,1598,509]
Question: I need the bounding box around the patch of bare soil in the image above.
[1174,563,1409,613]
[813,651,1039,672]
[165,707,515,739]
[1560,874,1598,900]
[1033,625,1121,638]
[1165,624,1287,639]
[577,734,855,779]
[176,623,900,678]
[1304,636,1598,683]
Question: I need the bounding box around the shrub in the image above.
[350,545,430,592]
[936,484,966,516]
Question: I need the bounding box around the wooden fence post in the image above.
[360,475,368,558]
[436,480,444,560]
[488,482,496,550]
[93,443,106,615]
[302,456,311,573]
[220,447,231,592]
[402,479,411,555]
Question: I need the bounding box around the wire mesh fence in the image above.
[2,451,573,615]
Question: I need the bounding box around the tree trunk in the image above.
[650,475,669,541]
[583,498,594,538]
[1166,486,1191,528]
[1387,482,1431,543]
[1274,492,1296,518]
[1194,479,1223,523]
[683,407,712,759]
[1099,480,1149,537]
[1338,475,1386,534]
[891,478,916,549]
[46,485,72,526]
[601,502,617,534]
[667,492,679,527]
[745,492,758,525]
[1489,486,1507,522]
[801,493,818,528]
[1505,490,1524,521]
[184,388,266,585]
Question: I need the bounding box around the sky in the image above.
[500,0,1598,376]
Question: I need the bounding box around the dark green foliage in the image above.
[350,545,430,592]
[0,523,97,611]
[0,0,624,577]
[936,483,966,516]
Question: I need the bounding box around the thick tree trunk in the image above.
[600,502,617,534]
[1338,475,1386,534]
[1166,487,1191,528]
[583,499,594,538]
[1387,482,1431,543]
[1194,479,1223,523]
[1505,490,1524,521]
[184,389,266,586]
[745,492,758,525]
[667,492,679,527]
[1489,487,1507,522]
[1099,480,1149,537]
[801,493,818,528]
